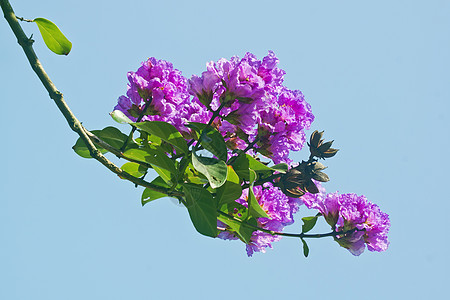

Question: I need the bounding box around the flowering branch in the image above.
[3,0,390,257]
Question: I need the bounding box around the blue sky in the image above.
[1,0,449,299]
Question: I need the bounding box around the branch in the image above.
[0,0,182,198]
[217,209,360,239]
[83,127,156,170]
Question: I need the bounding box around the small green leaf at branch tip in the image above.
[33,18,72,55]
[110,110,133,124]
[301,238,310,257]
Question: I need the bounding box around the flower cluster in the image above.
[114,57,209,135]
[113,53,390,257]
[302,185,390,256]
[115,52,314,162]
[257,88,314,163]
[188,51,314,163]
[218,183,301,256]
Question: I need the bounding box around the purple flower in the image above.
[302,189,390,256]
[188,51,314,163]
[240,185,290,256]
[218,183,297,256]
[188,52,282,131]
[114,57,209,134]
[188,71,220,108]
[256,88,314,164]
[247,184,294,226]
[246,227,283,256]
[363,202,390,252]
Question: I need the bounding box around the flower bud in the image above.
[278,165,320,198]
[310,161,330,182]
[308,130,339,159]
[309,130,323,148]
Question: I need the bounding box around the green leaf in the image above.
[192,153,228,189]
[218,202,252,243]
[151,176,171,188]
[183,183,218,237]
[215,166,242,205]
[141,177,170,206]
[302,215,319,233]
[301,238,310,257]
[218,213,257,244]
[219,201,248,220]
[123,148,177,174]
[271,163,289,173]
[33,18,72,55]
[186,175,208,185]
[184,162,209,185]
[133,121,188,154]
[72,130,104,158]
[248,186,269,219]
[230,153,284,181]
[72,126,129,158]
[247,169,270,219]
[187,122,228,161]
[141,188,167,206]
[121,162,147,178]
[238,217,258,243]
[248,156,289,174]
[110,110,133,124]
[152,166,173,185]
[97,127,130,149]
[230,151,250,181]
[247,155,273,173]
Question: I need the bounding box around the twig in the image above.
[16,15,32,22]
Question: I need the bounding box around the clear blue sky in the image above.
[1,0,449,299]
